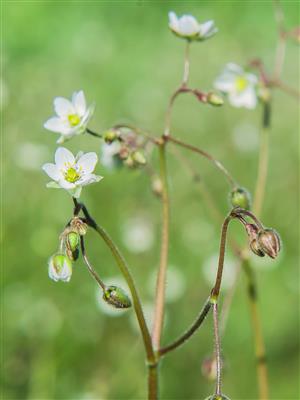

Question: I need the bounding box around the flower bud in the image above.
[229,187,251,210]
[66,247,80,262]
[205,395,231,400]
[70,217,88,236]
[151,176,163,197]
[257,228,281,259]
[250,238,265,257]
[132,151,146,166]
[103,129,119,144]
[103,285,132,309]
[123,155,135,168]
[48,253,72,282]
[66,231,79,252]
[207,92,224,106]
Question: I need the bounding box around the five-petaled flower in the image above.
[42,147,103,198]
[44,90,94,143]
[214,63,258,109]
[168,12,217,41]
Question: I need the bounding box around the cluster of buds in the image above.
[48,217,88,282]
[101,128,147,169]
[245,223,281,259]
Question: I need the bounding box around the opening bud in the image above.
[48,253,72,282]
[132,150,146,166]
[207,92,224,106]
[103,285,132,309]
[229,187,251,210]
[257,228,281,259]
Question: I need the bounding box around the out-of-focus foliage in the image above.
[2,2,299,399]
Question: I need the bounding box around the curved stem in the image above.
[243,259,269,400]
[152,143,170,350]
[182,41,190,86]
[253,102,271,217]
[159,297,211,356]
[80,237,106,290]
[166,134,237,189]
[86,128,102,138]
[73,199,155,366]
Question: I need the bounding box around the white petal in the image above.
[246,73,258,85]
[77,152,98,174]
[178,15,200,36]
[54,97,75,117]
[44,117,71,134]
[228,87,257,109]
[55,147,75,169]
[168,11,179,30]
[42,163,61,181]
[58,179,76,189]
[214,75,235,93]
[72,90,86,117]
[226,63,244,75]
[199,20,214,36]
[70,186,82,198]
[77,173,103,186]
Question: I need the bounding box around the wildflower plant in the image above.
[41,4,298,400]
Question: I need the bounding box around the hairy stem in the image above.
[166,134,237,189]
[243,259,269,400]
[152,143,170,350]
[73,199,156,369]
[212,302,222,396]
[159,297,212,356]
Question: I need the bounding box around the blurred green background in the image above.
[2,1,299,399]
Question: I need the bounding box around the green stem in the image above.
[152,142,170,350]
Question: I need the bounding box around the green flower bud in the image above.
[103,129,119,144]
[132,151,146,166]
[207,92,224,106]
[48,253,72,282]
[250,238,265,257]
[103,286,132,309]
[257,228,281,259]
[66,231,79,252]
[230,187,251,210]
[205,395,231,400]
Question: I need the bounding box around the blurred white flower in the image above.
[100,141,122,170]
[42,147,102,198]
[48,253,72,282]
[44,90,94,143]
[214,63,258,109]
[168,12,217,41]
[121,216,154,253]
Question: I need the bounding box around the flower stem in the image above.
[80,236,106,290]
[159,297,211,356]
[183,41,190,86]
[86,128,102,138]
[72,200,156,385]
[253,102,271,217]
[152,142,169,350]
[212,302,222,396]
[166,134,237,189]
[243,259,269,400]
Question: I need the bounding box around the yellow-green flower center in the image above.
[235,76,248,92]
[65,167,80,183]
[68,114,80,127]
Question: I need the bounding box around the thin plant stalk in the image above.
[212,302,222,396]
[152,143,170,350]
[183,41,190,86]
[80,237,106,290]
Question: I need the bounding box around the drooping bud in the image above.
[65,231,80,261]
[207,92,224,106]
[257,228,281,259]
[48,253,72,282]
[201,356,217,381]
[229,187,251,210]
[151,176,163,197]
[132,150,146,166]
[103,129,119,144]
[70,217,88,236]
[205,395,231,400]
[103,285,132,309]
[250,239,265,257]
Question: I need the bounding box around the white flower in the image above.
[44,90,94,143]
[42,147,103,198]
[214,63,258,109]
[100,141,122,170]
[168,11,217,41]
[48,254,72,282]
